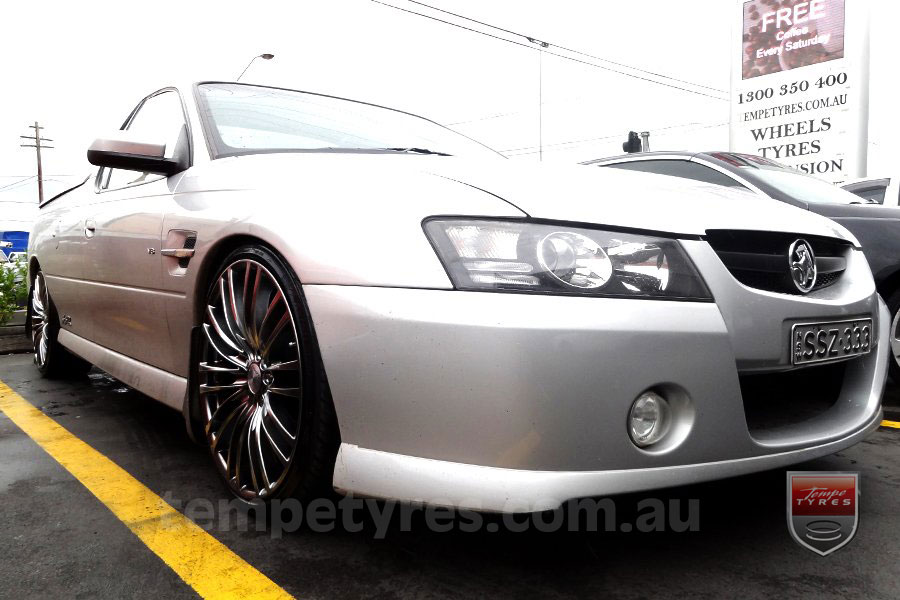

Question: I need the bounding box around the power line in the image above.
[505,124,729,157]
[503,121,729,156]
[503,120,721,152]
[447,110,522,126]
[447,92,650,127]
[0,177,72,195]
[0,176,35,192]
[446,91,651,127]
[504,134,623,154]
[371,0,728,101]
[371,0,537,50]
[406,0,726,94]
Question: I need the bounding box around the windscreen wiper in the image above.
[380,147,452,156]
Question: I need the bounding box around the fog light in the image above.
[629,391,671,447]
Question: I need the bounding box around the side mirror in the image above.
[87,129,188,176]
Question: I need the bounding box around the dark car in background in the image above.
[842,176,899,207]
[584,151,900,380]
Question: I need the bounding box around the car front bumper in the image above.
[304,242,887,512]
[331,412,881,512]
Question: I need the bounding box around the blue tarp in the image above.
[0,231,28,254]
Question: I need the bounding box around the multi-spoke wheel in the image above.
[198,246,339,502]
[886,289,900,383]
[29,270,91,378]
[31,271,51,369]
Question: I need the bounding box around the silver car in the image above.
[27,82,887,512]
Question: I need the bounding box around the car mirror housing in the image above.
[87,128,188,176]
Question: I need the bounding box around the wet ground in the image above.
[0,352,898,599]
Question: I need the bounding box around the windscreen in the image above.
[196,83,501,160]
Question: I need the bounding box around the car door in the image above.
[80,89,191,372]
[33,186,92,342]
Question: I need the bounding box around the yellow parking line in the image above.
[881,420,900,429]
[0,379,293,600]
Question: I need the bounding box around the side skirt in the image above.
[57,329,187,411]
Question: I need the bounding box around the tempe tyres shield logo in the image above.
[787,472,859,556]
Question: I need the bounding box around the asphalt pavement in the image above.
[0,351,898,599]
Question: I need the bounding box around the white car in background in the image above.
[842,177,899,207]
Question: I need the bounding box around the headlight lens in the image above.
[538,232,613,289]
[425,219,711,300]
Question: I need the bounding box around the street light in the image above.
[236,53,275,82]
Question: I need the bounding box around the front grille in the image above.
[739,362,845,433]
[815,271,841,288]
[705,230,850,295]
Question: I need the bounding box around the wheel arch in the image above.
[28,255,41,283]
[183,233,342,452]
[191,234,276,326]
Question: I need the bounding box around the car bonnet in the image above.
[421,159,856,242]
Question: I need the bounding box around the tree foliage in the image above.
[0,261,27,326]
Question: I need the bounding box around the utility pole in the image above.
[526,37,549,162]
[20,122,54,204]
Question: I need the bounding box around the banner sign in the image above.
[730,0,870,182]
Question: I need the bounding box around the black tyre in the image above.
[197,245,339,504]
[885,289,900,383]
[29,271,91,378]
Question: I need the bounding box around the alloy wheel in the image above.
[31,272,50,368]
[200,259,303,500]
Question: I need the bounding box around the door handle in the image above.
[84,219,96,238]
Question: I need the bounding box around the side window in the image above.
[605,160,748,189]
[101,90,187,191]
[855,186,887,204]
[843,179,891,205]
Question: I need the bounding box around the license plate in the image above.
[791,318,873,366]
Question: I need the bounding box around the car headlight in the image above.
[424,219,712,300]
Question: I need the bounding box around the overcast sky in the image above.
[0,0,894,224]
